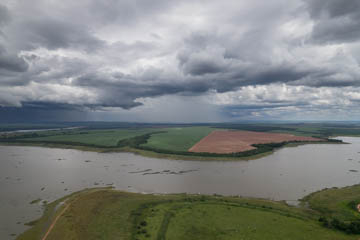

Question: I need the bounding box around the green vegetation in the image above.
[116,126,336,159]
[141,127,214,151]
[138,139,331,158]
[302,185,360,234]
[3,122,360,137]
[0,123,348,160]
[214,123,360,138]
[160,203,338,240]
[18,188,357,240]
[6,128,156,147]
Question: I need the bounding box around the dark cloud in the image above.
[178,52,227,76]
[0,53,28,72]
[87,0,177,26]
[19,18,105,52]
[0,0,360,121]
[305,0,360,44]
[0,4,11,27]
[305,0,360,19]
[0,102,88,123]
[0,4,11,40]
[73,72,186,109]
[69,60,322,109]
[244,64,315,85]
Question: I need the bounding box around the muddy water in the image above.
[1,137,360,239]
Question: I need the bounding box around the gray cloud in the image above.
[178,47,228,76]
[305,0,360,19]
[17,18,105,52]
[305,0,360,44]
[0,4,11,27]
[0,102,88,122]
[1,0,360,121]
[86,0,177,26]
[0,52,28,72]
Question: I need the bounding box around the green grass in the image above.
[141,127,215,151]
[302,185,360,222]
[17,189,181,240]
[17,188,357,240]
[215,123,360,138]
[269,127,323,137]
[274,126,360,138]
[301,185,360,234]
[17,128,156,147]
[162,203,347,240]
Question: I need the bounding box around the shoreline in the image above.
[0,139,343,161]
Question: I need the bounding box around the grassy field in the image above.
[15,128,156,147]
[140,126,215,151]
[301,185,360,234]
[302,185,360,222]
[162,204,339,240]
[17,188,358,240]
[214,123,360,138]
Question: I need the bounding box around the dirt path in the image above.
[41,203,70,240]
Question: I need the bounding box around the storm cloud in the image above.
[1,0,360,121]
[305,0,360,43]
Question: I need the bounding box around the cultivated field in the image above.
[140,126,214,151]
[189,130,323,154]
[15,128,156,147]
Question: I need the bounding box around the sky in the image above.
[1,0,360,122]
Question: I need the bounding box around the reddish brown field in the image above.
[188,130,323,154]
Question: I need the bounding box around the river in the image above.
[1,137,360,239]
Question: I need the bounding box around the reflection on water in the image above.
[1,137,360,239]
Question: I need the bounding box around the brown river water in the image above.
[1,137,360,239]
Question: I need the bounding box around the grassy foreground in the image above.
[17,188,359,240]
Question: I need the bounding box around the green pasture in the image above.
[141,126,214,151]
[17,188,358,240]
[17,128,155,147]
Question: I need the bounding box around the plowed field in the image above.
[188,130,322,154]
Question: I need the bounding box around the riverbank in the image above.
[17,187,359,240]
[0,139,340,161]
